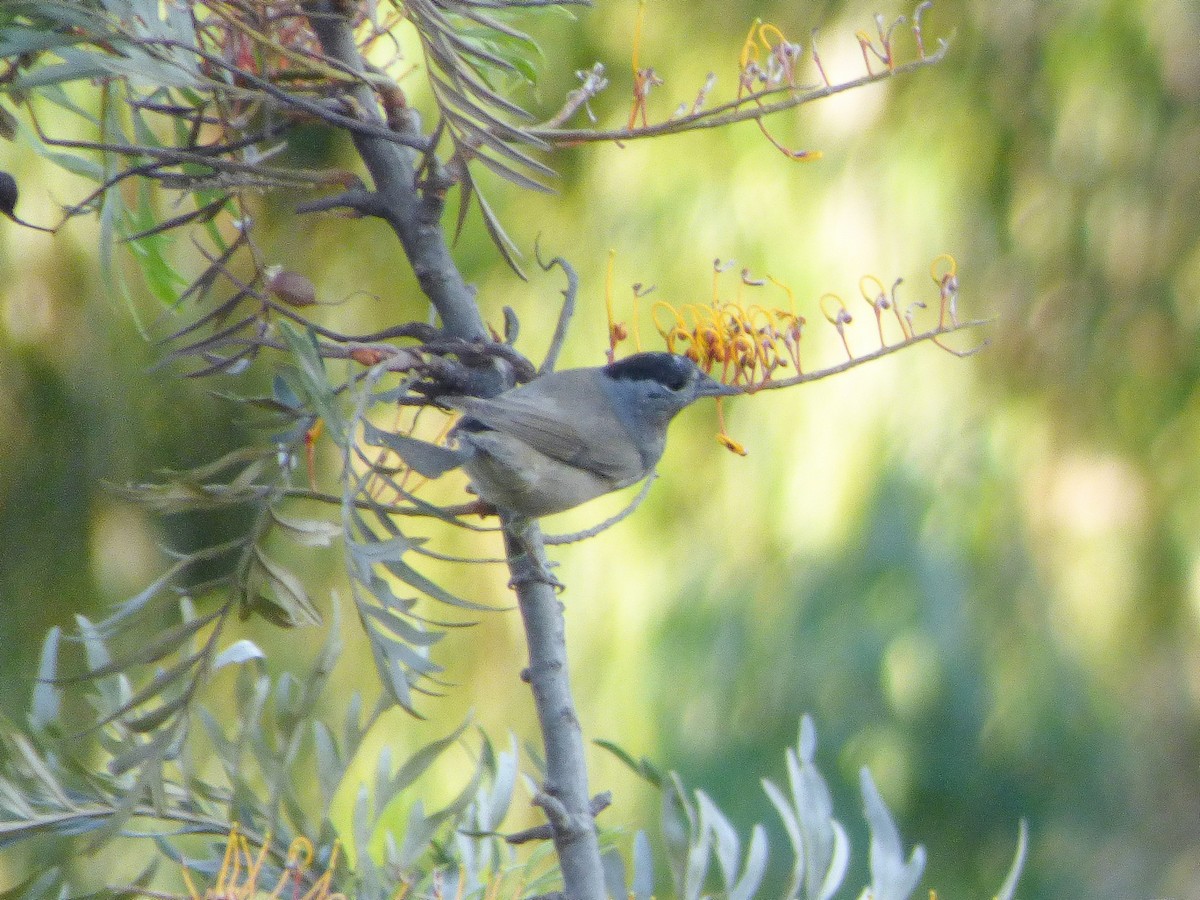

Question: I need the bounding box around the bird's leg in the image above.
[503,514,563,591]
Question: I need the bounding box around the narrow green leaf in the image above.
[352,783,372,862]
[343,691,365,757]
[270,508,341,548]
[0,868,62,900]
[12,734,72,809]
[30,627,61,730]
[594,738,662,787]
[697,790,740,890]
[388,717,471,798]
[369,623,443,677]
[358,602,444,648]
[0,26,81,56]
[93,651,205,730]
[481,733,518,831]
[381,555,496,611]
[995,819,1029,900]
[396,799,437,870]
[278,321,345,444]
[122,694,189,734]
[366,631,414,711]
[108,731,168,777]
[313,721,342,812]
[213,639,266,671]
[729,825,769,900]
[631,830,655,900]
[79,610,220,680]
[252,549,322,626]
[602,848,627,900]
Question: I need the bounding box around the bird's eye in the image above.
[662,368,690,391]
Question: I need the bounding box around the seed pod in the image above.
[266,269,316,307]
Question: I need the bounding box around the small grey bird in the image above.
[389,351,738,517]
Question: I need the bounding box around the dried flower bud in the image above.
[718,432,748,456]
[349,348,385,366]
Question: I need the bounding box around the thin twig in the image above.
[530,44,949,145]
[543,474,657,545]
[506,791,613,844]
[753,317,988,391]
[535,238,578,376]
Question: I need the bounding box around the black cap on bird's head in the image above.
[604,351,738,398]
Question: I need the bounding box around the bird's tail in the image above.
[378,432,467,479]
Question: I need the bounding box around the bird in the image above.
[387,351,738,518]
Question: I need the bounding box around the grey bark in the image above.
[302,5,606,897]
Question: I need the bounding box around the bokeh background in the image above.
[3,0,1200,896]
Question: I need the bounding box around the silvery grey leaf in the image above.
[859,768,925,900]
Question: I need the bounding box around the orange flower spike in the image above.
[708,304,740,380]
[930,253,959,328]
[680,302,717,368]
[304,418,324,492]
[629,282,648,351]
[777,311,805,372]
[738,18,763,97]
[886,276,909,338]
[756,22,796,88]
[698,325,725,367]
[711,258,736,306]
[713,306,743,380]
[730,332,758,383]
[299,840,341,900]
[672,327,694,360]
[757,22,788,51]
[214,823,241,898]
[626,0,657,129]
[243,831,274,894]
[605,250,623,363]
[765,273,797,317]
[738,303,771,380]
[268,836,315,900]
[181,863,202,900]
[675,302,699,333]
[651,300,687,353]
[739,18,762,71]
[716,397,748,455]
[753,305,789,379]
[820,292,855,360]
[859,273,890,346]
[856,30,876,75]
[811,27,831,87]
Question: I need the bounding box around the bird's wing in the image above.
[459,381,642,483]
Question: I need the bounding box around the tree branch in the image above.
[301,1,499,379]
[505,515,607,900]
[301,6,607,898]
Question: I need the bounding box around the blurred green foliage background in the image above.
[2,0,1200,896]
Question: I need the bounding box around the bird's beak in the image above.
[694,373,741,398]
